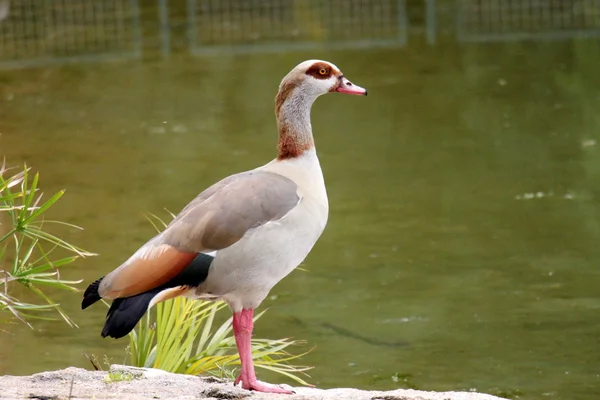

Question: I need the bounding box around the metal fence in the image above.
[456,0,600,42]
[3,1,600,70]
[186,0,408,55]
[0,0,141,70]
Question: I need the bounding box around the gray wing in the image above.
[162,170,300,251]
[98,170,300,298]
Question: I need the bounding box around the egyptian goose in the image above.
[82,59,367,393]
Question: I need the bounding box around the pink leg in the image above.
[232,308,293,394]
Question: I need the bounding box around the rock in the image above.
[0,365,507,400]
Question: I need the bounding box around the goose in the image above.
[82,59,367,393]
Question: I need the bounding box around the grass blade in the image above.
[22,190,64,225]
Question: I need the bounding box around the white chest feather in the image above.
[196,150,329,311]
[263,149,329,214]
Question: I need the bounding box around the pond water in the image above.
[1,42,600,400]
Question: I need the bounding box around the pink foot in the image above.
[232,309,294,394]
[234,375,294,394]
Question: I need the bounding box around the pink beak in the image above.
[335,76,368,96]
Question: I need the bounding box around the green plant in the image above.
[0,162,94,327]
[125,214,313,386]
[104,370,135,384]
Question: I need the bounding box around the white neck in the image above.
[276,84,319,160]
[277,87,316,136]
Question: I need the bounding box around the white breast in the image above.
[196,150,329,312]
[264,149,328,212]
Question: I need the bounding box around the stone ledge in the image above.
[0,364,507,400]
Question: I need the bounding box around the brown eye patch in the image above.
[306,62,333,80]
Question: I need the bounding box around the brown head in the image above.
[275,60,367,159]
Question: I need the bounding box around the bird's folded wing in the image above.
[98,171,300,299]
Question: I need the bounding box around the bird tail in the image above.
[81,277,104,310]
[101,290,161,339]
[85,252,215,339]
[81,275,156,339]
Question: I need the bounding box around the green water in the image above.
[1,43,600,400]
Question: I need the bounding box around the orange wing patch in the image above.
[98,244,196,299]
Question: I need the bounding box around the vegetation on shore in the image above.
[0,162,94,327]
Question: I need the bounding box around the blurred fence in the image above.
[186,0,408,55]
[0,0,141,69]
[456,0,600,42]
[2,1,600,69]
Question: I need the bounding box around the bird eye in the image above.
[319,68,328,75]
